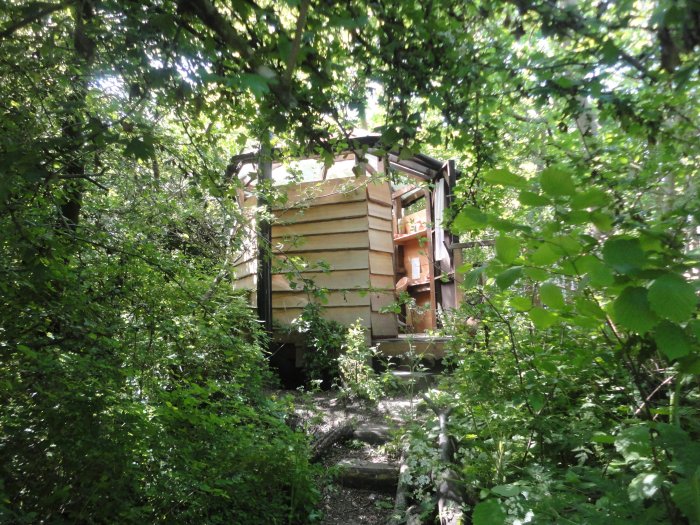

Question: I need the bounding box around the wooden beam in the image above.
[257,137,273,335]
[388,161,432,180]
[391,184,418,200]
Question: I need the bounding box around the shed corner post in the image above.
[257,137,273,336]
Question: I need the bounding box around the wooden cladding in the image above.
[272,216,368,238]
[237,176,398,338]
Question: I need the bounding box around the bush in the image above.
[337,322,384,403]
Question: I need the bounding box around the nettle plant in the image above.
[451,164,700,523]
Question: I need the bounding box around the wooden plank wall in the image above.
[233,176,398,339]
[232,198,259,304]
[367,181,399,338]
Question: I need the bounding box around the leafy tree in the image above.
[1,0,698,523]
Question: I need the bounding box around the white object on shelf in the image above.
[411,257,421,280]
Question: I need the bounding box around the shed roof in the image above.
[230,134,450,188]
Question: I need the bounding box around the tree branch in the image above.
[0,1,71,40]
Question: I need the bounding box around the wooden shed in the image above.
[230,136,463,358]
[234,174,399,339]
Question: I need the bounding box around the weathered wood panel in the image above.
[367,181,391,204]
[273,269,370,291]
[369,229,393,253]
[273,232,369,253]
[275,200,367,225]
[275,178,367,208]
[368,201,392,220]
[272,291,371,309]
[233,259,257,279]
[273,306,371,327]
[275,250,369,271]
[370,291,396,312]
[403,238,431,283]
[369,251,393,276]
[371,313,399,337]
[272,216,367,238]
[370,274,395,290]
[234,274,256,290]
[368,216,392,232]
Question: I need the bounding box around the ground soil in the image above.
[290,391,420,525]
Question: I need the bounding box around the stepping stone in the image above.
[353,423,392,445]
[336,459,399,491]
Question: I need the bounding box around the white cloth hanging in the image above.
[433,178,451,271]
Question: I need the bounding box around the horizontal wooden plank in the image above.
[275,200,368,225]
[368,201,392,220]
[368,216,392,232]
[367,181,391,204]
[273,269,370,291]
[274,232,369,253]
[275,250,369,271]
[370,274,395,290]
[272,216,368,238]
[369,229,393,253]
[371,312,398,337]
[233,274,256,290]
[272,291,371,309]
[369,251,394,276]
[370,291,396,312]
[233,259,257,279]
[276,178,368,208]
[273,306,371,328]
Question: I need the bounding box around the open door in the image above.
[390,160,459,333]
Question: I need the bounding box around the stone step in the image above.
[352,423,392,445]
[336,459,399,492]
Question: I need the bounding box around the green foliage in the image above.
[292,303,344,386]
[2,0,700,523]
[337,322,384,403]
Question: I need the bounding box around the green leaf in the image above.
[240,73,270,97]
[689,319,700,340]
[648,273,697,323]
[671,467,700,524]
[124,136,155,160]
[654,321,691,360]
[491,484,522,497]
[615,425,652,462]
[571,188,608,209]
[540,166,576,196]
[540,282,565,309]
[523,267,548,281]
[496,267,522,290]
[528,393,545,413]
[509,296,532,311]
[574,296,606,320]
[602,238,645,274]
[495,235,520,263]
[530,307,557,329]
[462,266,486,289]
[628,472,662,502]
[482,168,527,188]
[613,287,659,333]
[590,211,614,232]
[518,191,551,206]
[578,256,614,287]
[472,499,507,525]
[453,206,488,232]
[531,243,561,266]
[591,432,616,444]
[601,40,620,64]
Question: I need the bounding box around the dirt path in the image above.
[292,392,419,525]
